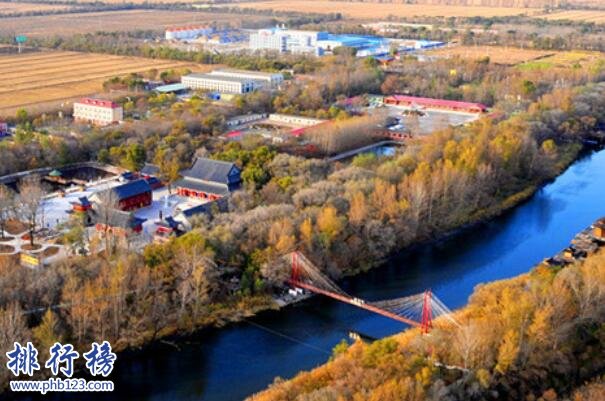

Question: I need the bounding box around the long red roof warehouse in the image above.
[385,95,487,113]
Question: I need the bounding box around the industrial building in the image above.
[249,27,445,57]
[165,25,214,41]
[182,73,262,94]
[181,68,282,94]
[73,98,123,126]
[210,69,284,89]
[384,95,487,114]
[250,28,328,55]
[249,27,390,56]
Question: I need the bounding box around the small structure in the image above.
[92,207,146,245]
[374,55,394,67]
[384,95,487,114]
[153,217,182,243]
[153,83,189,95]
[91,179,152,211]
[0,121,9,136]
[20,252,41,268]
[44,169,68,185]
[140,163,160,178]
[174,198,227,231]
[175,158,241,200]
[73,98,123,126]
[139,164,163,189]
[70,196,93,213]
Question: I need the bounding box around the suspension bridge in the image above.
[288,252,457,334]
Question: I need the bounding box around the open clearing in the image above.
[427,45,554,65]
[0,1,71,14]
[228,1,537,19]
[534,10,605,24]
[517,51,605,70]
[0,9,263,37]
[0,50,211,117]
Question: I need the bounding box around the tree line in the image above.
[250,247,605,401]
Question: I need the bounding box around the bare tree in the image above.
[175,240,219,320]
[18,176,45,247]
[0,184,15,239]
[305,112,387,155]
[452,321,482,369]
[93,189,120,256]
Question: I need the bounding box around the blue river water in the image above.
[19,149,605,401]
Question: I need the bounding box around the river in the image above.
[22,149,605,401]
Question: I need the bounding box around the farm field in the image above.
[427,45,554,65]
[534,10,605,24]
[0,50,211,117]
[0,10,264,37]
[516,50,605,70]
[0,1,71,14]
[227,1,538,19]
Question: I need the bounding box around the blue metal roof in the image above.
[154,83,188,93]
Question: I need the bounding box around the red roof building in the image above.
[73,98,123,126]
[384,95,487,113]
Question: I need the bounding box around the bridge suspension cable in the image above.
[288,252,458,333]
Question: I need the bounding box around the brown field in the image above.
[534,10,605,23]
[0,50,212,117]
[0,10,263,37]
[0,1,71,14]
[427,45,553,65]
[228,1,539,19]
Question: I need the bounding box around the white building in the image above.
[249,28,287,52]
[250,27,328,53]
[73,98,123,126]
[181,73,260,94]
[226,113,266,128]
[268,114,324,127]
[209,69,283,88]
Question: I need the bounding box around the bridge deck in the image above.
[289,280,420,327]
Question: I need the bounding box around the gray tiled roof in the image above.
[179,198,228,218]
[174,178,230,196]
[91,207,146,229]
[91,179,151,204]
[110,179,152,201]
[140,163,160,176]
[181,158,239,185]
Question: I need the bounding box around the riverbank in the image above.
[250,217,605,401]
[12,144,605,401]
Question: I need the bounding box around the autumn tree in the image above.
[348,191,368,226]
[317,206,343,247]
[32,309,63,360]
